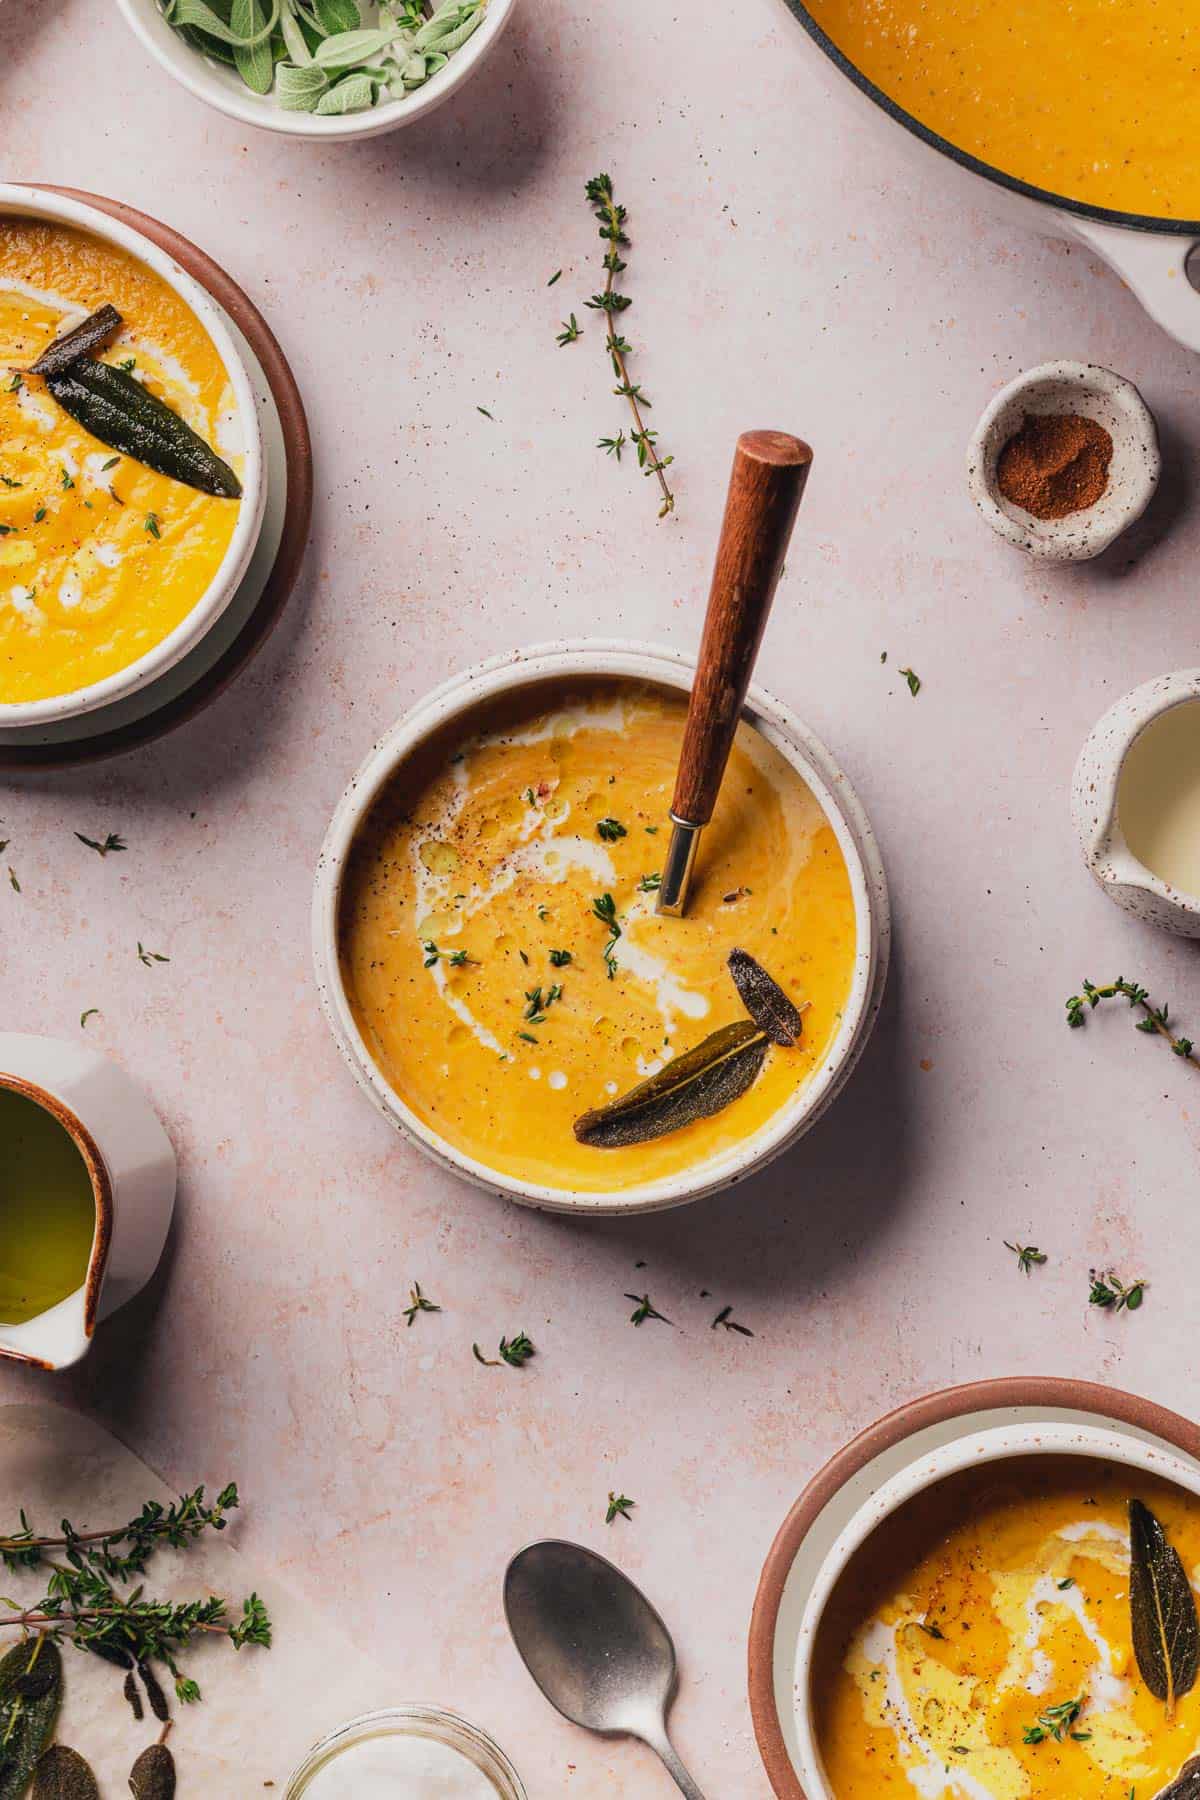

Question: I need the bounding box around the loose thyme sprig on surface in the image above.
[625,1293,671,1327]
[1004,1241,1047,1276]
[0,1485,270,1703]
[1066,977,1198,1068]
[584,175,675,518]
[606,1493,635,1524]
[403,1282,440,1327]
[1088,1270,1146,1312]
[473,1333,535,1368]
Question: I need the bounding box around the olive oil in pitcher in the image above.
[0,1087,96,1325]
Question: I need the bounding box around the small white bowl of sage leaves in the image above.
[116,0,516,137]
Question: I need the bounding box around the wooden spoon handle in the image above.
[670,430,812,826]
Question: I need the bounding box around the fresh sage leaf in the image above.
[1155,1757,1200,1799]
[0,1639,62,1800]
[279,5,314,62]
[232,0,274,92]
[128,1742,177,1800]
[727,948,805,1047]
[312,25,399,66]
[29,305,123,378]
[1131,1498,1200,1717]
[574,1019,768,1148]
[312,0,360,28]
[44,361,242,499]
[32,1745,100,1800]
[276,60,329,106]
[315,70,378,111]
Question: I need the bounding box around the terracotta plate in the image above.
[748,1375,1200,1798]
[0,187,312,769]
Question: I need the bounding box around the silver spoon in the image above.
[503,1539,708,1799]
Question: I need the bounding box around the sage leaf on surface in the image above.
[727,948,805,1047]
[232,0,275,92]
[129,1742,176,1800]
[1156,1757,1200,1799]
[44,362,242,499]
[0,1639,62,1800]
[276,60,329,107]
[32,1746,100,1800]
[29,305,123,378]
[574,1019,767,1147]
[1131,1498,1200,1717]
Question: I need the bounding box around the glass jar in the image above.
[286,1705,526,1799]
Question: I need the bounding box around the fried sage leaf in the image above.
[0,1639,62,1800]
[43,360,242,499]
[29,305,124,378]
[129,1742,176,1800]
[727,948,805,1046]
[32,1745,100,1799]
[1131,1498,1200,1717]
[1156,1756,1200,1799]
[574,1019,767,1148]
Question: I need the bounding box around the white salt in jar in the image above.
[286,1706,525,1799]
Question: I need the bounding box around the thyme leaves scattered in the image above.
[1066,978,1197,1068]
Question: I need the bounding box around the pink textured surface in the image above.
[5,2,1200,1792]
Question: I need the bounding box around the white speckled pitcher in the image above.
[0,1034,176,1370]
[1072,669,1200,936]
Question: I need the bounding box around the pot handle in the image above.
[1070,217,1200,352]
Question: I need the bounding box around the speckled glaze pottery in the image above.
[0,1034,176,1370]
[1072,669,1200,934]
[966,360,1160,561]
[312,638,891,1216]
[748,1378,1200,1800]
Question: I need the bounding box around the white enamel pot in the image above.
[312,638,890,1216]
[1072,669,1200,934]
[779,0,1200,353]
[789,1420,1200,1798]
[0,184,266,728]
[0,1034,176,1371]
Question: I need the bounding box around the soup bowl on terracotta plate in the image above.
[312,638,889,1215]
[749,1376,1200,1798]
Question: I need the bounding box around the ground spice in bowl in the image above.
[996,411,1114,520]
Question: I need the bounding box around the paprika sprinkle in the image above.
[996,411,1114,520]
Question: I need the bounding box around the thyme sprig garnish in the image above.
[423,941,473,969]
[473,1333,535,1368]
[1005,1241,1047,1275]
[626,1293,671,1327]
[596,817,626,842]
[584,175,675,518]
[1022,1696,1089,1745]
[592,892,621,978]
[524,984,563,1024]
[1066,978,1197,1067]
[605,1493,635,1524]
[403,1282,440,1327]
[0,1485,269,1704]
[1088,1270,1146,1312]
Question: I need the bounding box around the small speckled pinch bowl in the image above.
[966,359,1160,562]
[311,638,891,1216]
[115,0,518,140]
[749,1378,1200,1800]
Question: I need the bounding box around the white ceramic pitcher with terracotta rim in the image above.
[1072,669,1200,936]
[0,1034,176,1370]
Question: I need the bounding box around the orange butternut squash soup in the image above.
[812,1456,1200,1799]
[807,0,1200,218]
[0,218,243,705]
[337,679,858,1193]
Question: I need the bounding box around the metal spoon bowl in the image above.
[504,1539,707,1799]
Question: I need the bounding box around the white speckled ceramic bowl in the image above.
[116,0,518,140]
[1072,668,1200,934]
[966,360,1160,561]
[0,184,266,729]
[749,1380,1200,1799]
[312,639,890,1216]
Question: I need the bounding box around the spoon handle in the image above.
[669,429,812,829]
[640,1722,709,1800]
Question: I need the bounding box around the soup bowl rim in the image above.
[0,1071,113,1368]
[789,1418,1200,1798]
[311,636,889,1214]
[0,182,266,727]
